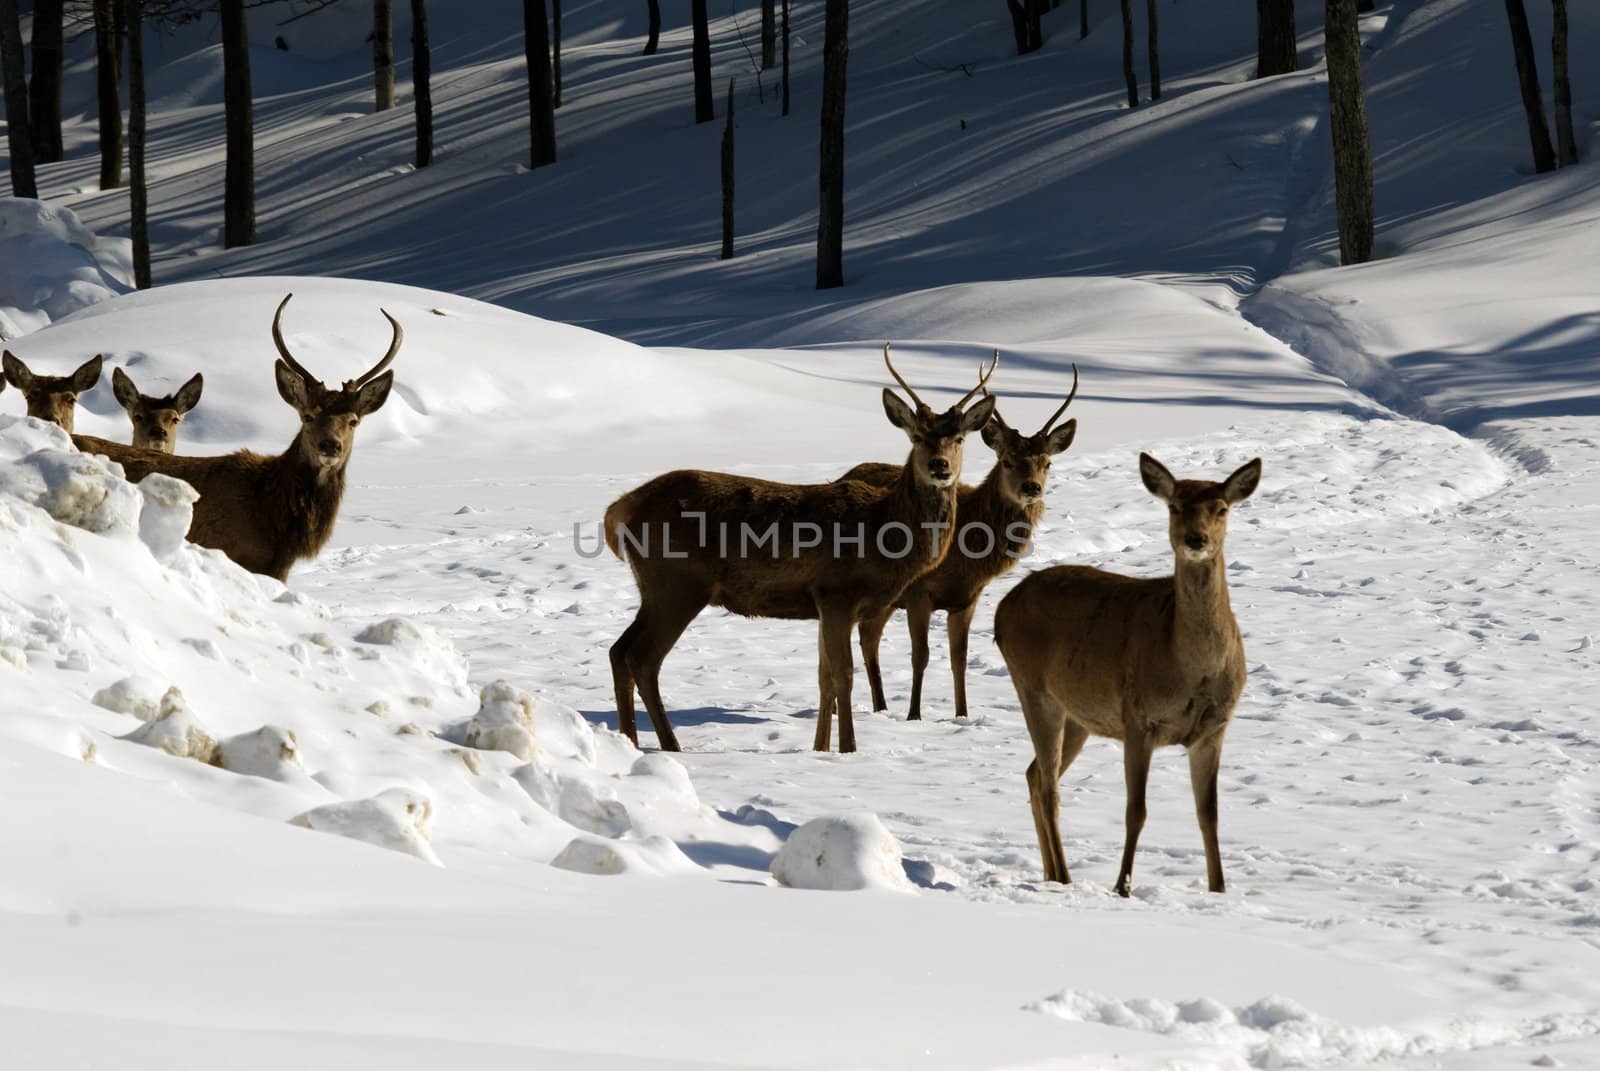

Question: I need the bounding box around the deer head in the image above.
[1140,454,1262,564]
[980,364,1080,507]
[112,367,204,452]
[2,352,103,433]
[880,343,998,490]
[270,294,400,481]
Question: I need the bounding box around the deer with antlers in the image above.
[111,367,205,452]
[3,352,103,432]
[995,453,1261,896]
[73,294,400,582]
[841,366,1079,721]
[604,346,998,754]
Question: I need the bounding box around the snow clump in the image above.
[119,687,217,763]
[289,788,440,865]
[770,813,914,892]
[460,679,538,761]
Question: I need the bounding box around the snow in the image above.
[2,0,1600,1066]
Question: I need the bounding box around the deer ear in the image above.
[1222,457,1262,504]
[959,394,997,434]
[174,373,204,415]
[1045,418,1077,456]
[882,388,917,432]
[980,417,1005,449]
[1139,452,1176,500]
[275,360,312,412]
[72,354,104,393]
[112,367,140,410]
[351,370,393,417]
[3,351,32,391]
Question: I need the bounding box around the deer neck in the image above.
[1171,551,1236,669]
[890,457,957,565]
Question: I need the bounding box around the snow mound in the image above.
[135,473,200,561]
[90,675,168,721]
[215,726,304,781]
[0,199,130,337]
[550,833,697,877]
[771,813,914,893]
[289,788,440,865]
[354,617,469,690]
[119,688,217,763]
[459,679,538,761]
[513,763,631,837]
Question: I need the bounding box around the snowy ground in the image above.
[3,0,1600,1066]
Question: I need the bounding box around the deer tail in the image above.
[603,494,634,561]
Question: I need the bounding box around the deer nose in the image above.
[928,458,951,478]
[318,438,341,457]
[1184,533,1208,550]
[1021,481,1042,498]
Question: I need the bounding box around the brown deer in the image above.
[111,367,205,452]
[841,368,1079,722]
[72,294,400,582]
[604,345,998,754]
[994,452,1261,897]
[2,352,103,432]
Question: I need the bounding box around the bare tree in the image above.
[1255,0,1296,77]
[643,0,660,55]
[524,0,556,165]
[1080,0,1088,39]
[816,0,847,289]
[781,0,790,116]
[0,0,36,198]
[412,0,432,166]
[95,0,122,189]
[1552,0,1576,167]
[129,0,151,287]
[1006,0,1042,55]
[553,0,562,107]
[374,0,395,111]
[1120,0,1137,106]
[1326,0,1373,265]
[691,0,713,122]
[761,0,775,69]
[721,78,735,260]
[1147,0,1159,99]
[222,0,254,247]
[1503,0,1555,173]
[29,0,64,163]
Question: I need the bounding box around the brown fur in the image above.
[606,348,997,754]
[994,453,1261,896]
[112,366,204,452]
[3,352,103,433]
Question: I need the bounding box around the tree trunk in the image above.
[1006,0,1042,54]
[1356,0,1374,11]
[781,0,790,116]
[721,78,735,260]
[691,0,713,122]
[1552,0,1576,166]
[816,0,847,290]
[761,0,775,69]
[1255,0,1295,77]
[553,0,562,108]
[222,0,254,247]
[1325,0,1373,265]
[28,0,64,163]
[1080,0,1089,40]
[412,0,432,167]
[128,0,150,288]
[1147,0,1160,99]
[1503,0,1555,173]
[0,0,36,198]
[643,0,660,55]
[374,0,395,111]
[1120,0,1137,106]
[95,0,122,189]
[524,0,556,165]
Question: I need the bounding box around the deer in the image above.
[72,294,400,582]
[994,452,1261,897]
[604,345,998,754]
[111,367,205,452]
[840,368,1079,722]
[2,352,103,432]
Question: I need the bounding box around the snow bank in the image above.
[771,814,914,893]
[0,199,130,338]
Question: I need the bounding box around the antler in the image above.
[953,348,1000,411]
[271,294,322,385]
[344,309,403,391]
[1038,363,1079,435]
[981,381,1014,434]
[882,342,928,411]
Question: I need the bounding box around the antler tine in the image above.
[1039,363,1080,435]
[347,308,403,389]
[271,293,321,385]
[882,342,928,411]
[980,379,1014,433]
[953,348,1000,410]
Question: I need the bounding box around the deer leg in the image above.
[858,607,892,712]
[609,618,644,746]
[1114,730,1154,898]
[1020,690,1077,884]
[817,604,858,753]
[1188,735,1226,893]
[813,626,835,752]
[905,595,933,721]
[947,601,976,720]
[628,593,706,754]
